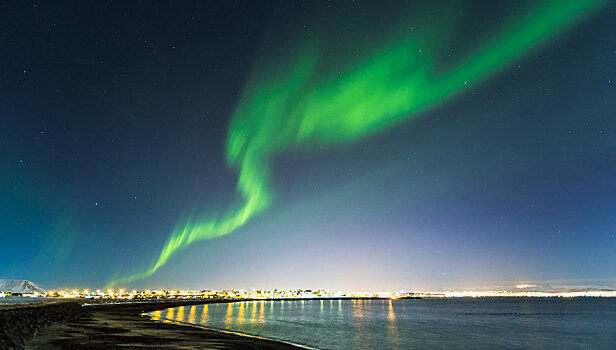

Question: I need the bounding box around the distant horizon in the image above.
[6,277,614,294]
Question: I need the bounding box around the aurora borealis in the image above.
[2,1,615,291]
[110,0,606,286]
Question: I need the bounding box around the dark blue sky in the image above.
[1,1,614,291]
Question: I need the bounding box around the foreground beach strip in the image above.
[1,300,87,348]
[19,299,304,350]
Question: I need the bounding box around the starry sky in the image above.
[1,1,615,291]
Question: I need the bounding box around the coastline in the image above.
[0,300,86,349]
[150,314,317,350]
[23,299,305,350]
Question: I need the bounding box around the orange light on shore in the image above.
[23,287,616,300]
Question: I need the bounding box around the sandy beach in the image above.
[19,300,304,350]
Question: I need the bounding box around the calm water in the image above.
[149,298,616,349]
[0,296,56,306]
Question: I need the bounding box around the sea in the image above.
[0,296,56,306]
[149,298,616,349]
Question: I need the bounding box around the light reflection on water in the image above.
[250,301,257,323]
[237,301,245,325]
[188,305,197,324]
[151,309,161,321]
[151,298,616,350]
[200,304,208,324]
[259,300,265,323]
[388,299,399,347]
[176,306,184,322]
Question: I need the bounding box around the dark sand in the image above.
[26,300,305,350]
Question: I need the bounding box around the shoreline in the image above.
[149,313,317,350]
[0,300,86,349]
[142,297,419,350]
[23,299,306,349]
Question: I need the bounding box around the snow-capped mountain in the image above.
[0,279,46,294]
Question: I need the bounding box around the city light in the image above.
[4,288,611,301]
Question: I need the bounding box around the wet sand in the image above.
[26,300,305,350]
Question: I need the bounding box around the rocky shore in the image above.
[6,299,305,350]
[0,301,87,349]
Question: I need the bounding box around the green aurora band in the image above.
[109,0,604,286]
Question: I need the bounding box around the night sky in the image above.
[1,1,615,291]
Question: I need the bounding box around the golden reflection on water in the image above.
[225,303,233,328]
[152,299,406,349]
[250,301,257,323]
[157,299,403,348]
[238,301,245,325]
[152,310,161,321]
[353,299,364,319]
[388,300,400,347]
[176,306,185,322]
[259,301,265,323]
[200,304,208,324]
[188,305,197,324]
[352,300,366,350]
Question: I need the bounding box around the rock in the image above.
[0,301,87,349]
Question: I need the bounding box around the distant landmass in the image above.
[0,279,46,294]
